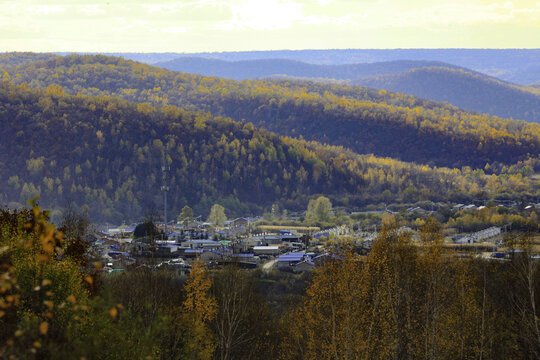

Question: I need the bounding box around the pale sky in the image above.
[0,0,539,52]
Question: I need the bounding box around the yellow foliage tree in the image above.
[181,260,217,360]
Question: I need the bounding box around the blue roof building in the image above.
[277,252,306,271]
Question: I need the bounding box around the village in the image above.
[88,200,540,275]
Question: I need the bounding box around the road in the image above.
[262,259,277,273]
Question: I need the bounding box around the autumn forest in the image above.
[0,49,539,360]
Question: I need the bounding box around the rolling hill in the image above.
[353,67,540,123]
[147,49,540,84]
[154,57,540,123]
[3,81,530,222]
[2,54,539,170]
[154,57,464,81]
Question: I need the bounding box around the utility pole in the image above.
[161,148,170,236]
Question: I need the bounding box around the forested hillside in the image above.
[154,57,463,81]
[354,67,540,123]
[0,52,57,67]
[4,81,532,221]
[2,54,539,169]
[157,57,540,123]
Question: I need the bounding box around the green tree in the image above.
[177,205,194,226]
[208,204,227,227]
[305,196,332,224]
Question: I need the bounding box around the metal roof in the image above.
[184,249,204,254]
[278,252,305,262]
[232,253,255,258]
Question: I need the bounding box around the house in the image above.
[231,253,256,260]
[183,249,204,258]
[248,234,282,246]
[158,258,191,275]
[253,246,281,256]
[453,227,501,244]
[107,227,134,238]
[277,252,306,271]
[156,243,181,257]
[168,232,183,241]
[228,253,258,268]
[281,233,301,242]
[199,251,221,262]
[231,217,250,228]
[454,236,474,244]
[181,239,221,249]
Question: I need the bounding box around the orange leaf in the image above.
[109,308,118,319]
[39,322,48,335]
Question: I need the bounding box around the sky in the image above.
[0,0,539,52]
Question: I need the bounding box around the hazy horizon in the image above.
[1,0,539,52]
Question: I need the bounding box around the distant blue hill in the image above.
[353,67,540,123]
[154,57,465,81]
[117,49,540,85]
[153,56,540,123]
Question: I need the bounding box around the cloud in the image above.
[26,4,65,15]
[0,0,538,51]
[219,0,303,30]
[300,13,365,26]
[79,4,105,15]
[363,1,540,29]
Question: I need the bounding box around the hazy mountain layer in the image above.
[154,57,464,81]
[353,67,540,123]
[128,49,540,84]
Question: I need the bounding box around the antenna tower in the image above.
[161,147,170,234]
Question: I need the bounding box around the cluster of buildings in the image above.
[87,201,538,273]
[452,226,502,244]
[89,220,332,274]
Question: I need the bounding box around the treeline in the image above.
[0,52,57,67]
[1,54,539,169]
[353,66,540,123]
[0,81,537,222]
[1,205,538,359]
